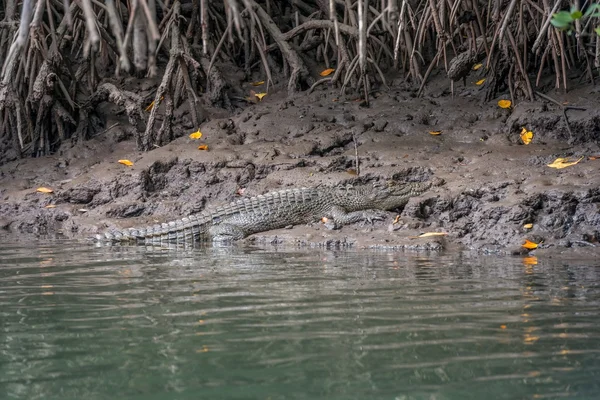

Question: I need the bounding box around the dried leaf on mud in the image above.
[547,156,584,169]
[320,68,335,76]
[522,240,539,250]
[475,79,485,85]
[429,131,442,135]
[498,100,512,109]
[189,130,203,139]
[145,96,164,111]
[410,232,448,239]
[523,223,533,229]
[197,144,208,151]
[520,127,533,145]
[346,169,358,175]
[118,159,134,167]
[472,63,483,70]
[255,92,267,101]
[523,256,538,265]
[37,187,54,194]
[45,204,57,208]
[251,81,265,86]
[393,215,401,224]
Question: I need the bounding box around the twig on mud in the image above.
[352,132,360,176]
[535,91,586,140]
[93,122,120,137]
[308,77,332,94]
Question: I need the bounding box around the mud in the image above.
[1,79,599,256]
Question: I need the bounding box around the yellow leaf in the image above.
[37,187,54,194]
[45,204,57,208]
[417,232,448,238]
[251,81,265,86]
[393,215,401,224]
[547,156,584,169]
[118,159,134,167]
[523,256,538,265]
[500,324,507,329]
[522,239,539,250]
[429,131,442,135]
[472,63,483,71]
[475,78,486,85]
[320,68,335,76]
[189,130,203,139]
[144,96,164,111]
[523,223,533,229]
[520,127,534,145]
[498,100,512,109]
[197,144,209,151]
[255,92,267,100]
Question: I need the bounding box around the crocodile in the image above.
[96,179,433,243]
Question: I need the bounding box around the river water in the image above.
[1,238,599,399]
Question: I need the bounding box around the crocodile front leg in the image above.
[324,206,389,230]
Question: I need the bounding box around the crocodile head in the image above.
[366,180,433,210]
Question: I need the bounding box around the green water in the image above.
[0,239,599,400]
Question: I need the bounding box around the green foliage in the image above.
[551,4,600,35]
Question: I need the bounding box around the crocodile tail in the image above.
[96,214,208,243]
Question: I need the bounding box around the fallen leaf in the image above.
[500,324,507,329]
[320,68,335,76]
[251,81,265,86]
[416,232,448,238]
[197,144,208,151]
[145,96,164,111]
[255,92,267,100]
[475,78,486,85]
[321,217,329,223]
[522,239,539,250]
[523,223,533,229]
[523,256,538,265]
[429,131,442,135]
[473,63,483,70]
[37,187,54,194]
[520,127,534,145]
[118,159,134,167]
[45,204,57,208]
[346,169,358,175]
[498,99,512,109]
[189,130,203,139]
[547,156,584,169]
[393,215,401,224]
[588,155,599,160]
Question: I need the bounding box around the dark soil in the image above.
[1,76,599,256]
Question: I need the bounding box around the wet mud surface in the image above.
[1,81,599,255]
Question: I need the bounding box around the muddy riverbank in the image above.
[1,79,599,256]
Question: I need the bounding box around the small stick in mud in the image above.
[352,132,360,176]
[535,91,586,141]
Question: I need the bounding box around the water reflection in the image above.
[0,237,599,399]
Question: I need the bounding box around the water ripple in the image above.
[1,237,600,399]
